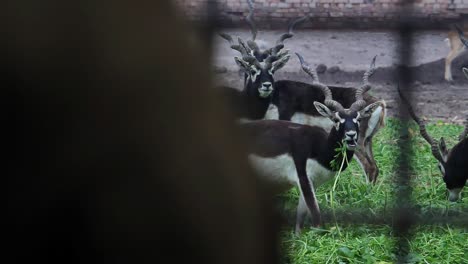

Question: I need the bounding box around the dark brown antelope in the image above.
[219,0,307,121]
[240,53,381,234]
[398,87,468,201]
[263,54,386,183]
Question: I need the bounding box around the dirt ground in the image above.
[212,29,468,123]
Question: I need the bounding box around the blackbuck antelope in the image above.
[219,0,307,120]
[398,87,468,202]
[263,54,386,183]
[241,53,381,234]
[444,25,468,82]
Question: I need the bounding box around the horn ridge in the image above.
[350,55,377,111]
[295,52,344,112]
[397,85,445,165]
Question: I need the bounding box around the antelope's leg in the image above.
[293,156,321,232]
[356,102,384,182]
[277,99,295,121]
[445,48,464,81]
[364,137,379,183]
[354,149,372,183]
[295,196,308,235]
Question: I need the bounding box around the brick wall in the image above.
[173,0,468,29]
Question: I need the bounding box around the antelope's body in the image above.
[398,86,468,201]
[241,120,354,229]
[442,138,468,200]
[263,73,386,183]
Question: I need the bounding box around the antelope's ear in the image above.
[314,101,334,119]
[439,137,448,155]
[269,54,290,74]
[358,102,382,119]
[462,67,468,79]
[234,56,250,71]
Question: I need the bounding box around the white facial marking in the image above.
[353,112,360,124]
[335,112,345,123]
[448,188,462,202]
[250,66,261,82]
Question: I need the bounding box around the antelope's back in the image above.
[273,80,379,115]
[447,138,468,172]
[239,119,329,156]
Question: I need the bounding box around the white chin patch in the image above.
[448,188,462,202]
[258,88,272,98]
[345,141,357,149]
[347,145,356,151]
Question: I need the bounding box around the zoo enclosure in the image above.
[175,0,468,263]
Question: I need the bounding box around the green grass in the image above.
[279,119,468,263]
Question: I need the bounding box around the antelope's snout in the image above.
[258,82,273,97]
[448,188,462,202]
[344,130,357,149]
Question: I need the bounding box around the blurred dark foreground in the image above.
[4,1,280,263]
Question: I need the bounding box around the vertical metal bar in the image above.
[394,18,417,264]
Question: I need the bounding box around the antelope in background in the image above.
[218,0,307,121]
[444,24,468,82]
[241,53,381,234]
[398,87,468,201]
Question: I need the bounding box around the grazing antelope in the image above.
[444,25,468,82]
[219,0,307,121]
[398,87,468,201]
[264,55,386,183]
[241,53,381,234]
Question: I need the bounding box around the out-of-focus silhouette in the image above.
[5,1,280,263]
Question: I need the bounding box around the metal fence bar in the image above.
[394,21,417,263]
